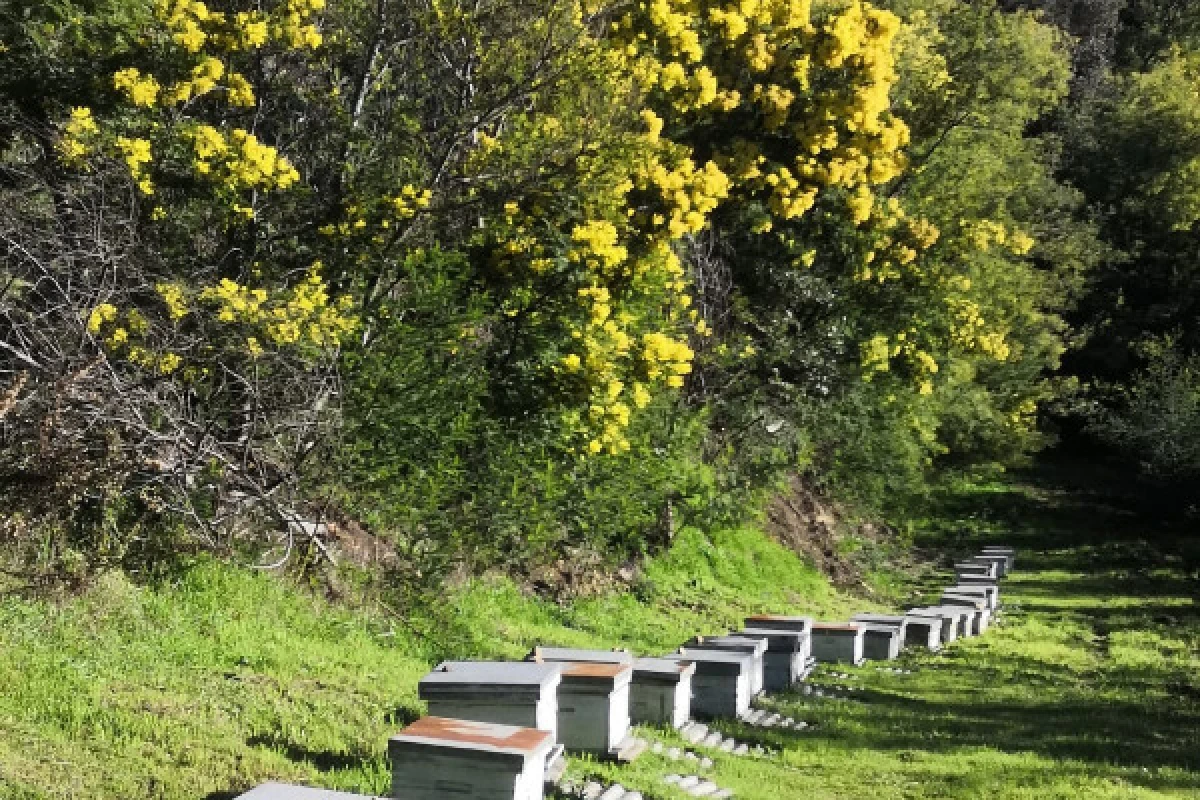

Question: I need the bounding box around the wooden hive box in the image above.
[940,594,991,634]
[236,784,382,799]
[556,662,633,757]
[849,614,910,649]
[389,716,554,800]
[970,554,1010,577]
[668,649,755,719]
[419,662,563,739]
[736,627,815,689]
[629,657,695,729]
[684,635,767,696]
[810,622,866,665]
[860,624,903,660]
[946,583,999,610]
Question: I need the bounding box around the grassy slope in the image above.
[0,470,1197,799]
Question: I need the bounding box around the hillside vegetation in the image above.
[1,470,1197,799]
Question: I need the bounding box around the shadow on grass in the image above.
[245,733,377,774]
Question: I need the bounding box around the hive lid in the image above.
[861,624,902,637]
[236,783,382,799]
[946,585,992,594]
[811,622,864,633]
[980,546,1016,552]
[559,661,634,686]
[391,716,555,759]
[421,661,564,691]
[745,614,813,629]
[528,646,634,664]
[686,635,768,655]
[671,649,752,675]
[940,594,987,609]
[737,628,810,651]
[632,657,696,678]
[850,614,907,625]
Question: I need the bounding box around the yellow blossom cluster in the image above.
[197,265,357,350]
[155,0,321,53]
[188,125,301,192]
[87,302,181,374]
[116,137,154,195]
[947,297,1011,361]
[113,68,160,107]
[57,107,99,165]
[860,330,940,394]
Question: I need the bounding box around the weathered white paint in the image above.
[669,649,754,719]
[630,657,694,729]
[737,628,814,690]
[684,636,767,696]
[860,624,903,660]
[419,662,563,740]
[556,663,633,755]
[809,623,865,665]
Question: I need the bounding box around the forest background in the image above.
[1,0,1199,599]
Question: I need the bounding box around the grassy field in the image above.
[0,468,1197,799]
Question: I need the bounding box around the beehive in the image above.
[556,662,633,756]
[419,661,563,739]
[980,546,1016,571]
[946,583,999,610]
[810,622,865,665]
[940,594,991,634]
[849,614,910,649]
[736,627,815,689]
[954,561,997,580]
[389,716,554,800]
[969,554,1009,577]
[668,649,755,719]
[908,607,961,643]
[860,624,903,660]
[629,657,695,728]
[684,635,767,696]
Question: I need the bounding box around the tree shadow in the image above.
[245,732,376,774]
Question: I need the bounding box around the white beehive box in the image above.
[860,624,902,660]
[970,554,1009,577]
[810,622,865,665]
[980,546,1016,571]
[946,583,999,610]
[685,635,767,696]
[736,627,814,689]
[923,605,974,638]
[849,614,909,647]
[908,607,961,643]
[901,613,943,651]
[668,649,754,719]
[236,784,382,799]
[630,657,695,728]
[940,594,991,634]
[556,662,633,756]
[419,661,563,739]
[955,561,997,580]
[389,716,554,800]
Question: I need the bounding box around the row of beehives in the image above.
[235,545,1016,800]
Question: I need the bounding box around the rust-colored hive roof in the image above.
[394,716,553,756]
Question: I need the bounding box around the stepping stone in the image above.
[664,775,682,785]
[678,776,701,790]
[702,732,724,748]
[719,738,735,752]
[713,790,734,799]
[688,780,719,796]
[682,722,708,744]
[598,785,626,800]
[625,794,642,800]
[667,747,682,760]
[764,712,781,727]
[734,743,749,755]
[699,756,714,768]
[581,782,604,799]
[651,741,664,754]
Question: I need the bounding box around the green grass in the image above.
[1,467,1197,798]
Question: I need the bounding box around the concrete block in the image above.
[389,716,554,800]
[236,784,381,800]
[668,649,754,719]
[809,623,865,665]
[685,635,767,695]
[556,662,633,756]
[629,657,694,729]
[420,662,563,739]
